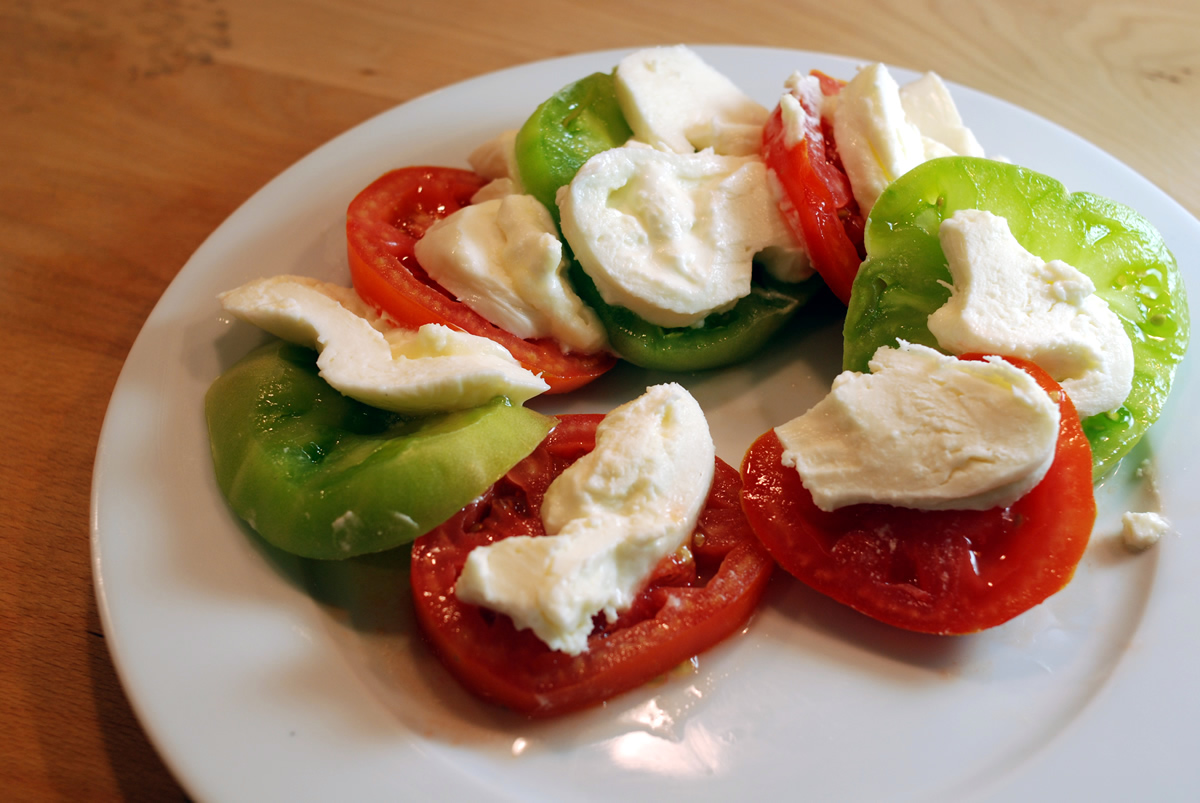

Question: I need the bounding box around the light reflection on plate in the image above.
[92,46,1200,802]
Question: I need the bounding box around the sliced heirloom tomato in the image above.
[517,69,821,372]
[843,156,1190,478]
[515,71,633,225]
[205,341,554,560]
[412,414,776,717]
[568,261,826,372]
[762,74,865,305]
[347,166,616,394]
[740,356,1095,635]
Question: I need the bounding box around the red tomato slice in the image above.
[411,414,776,717]
[762,76,865,305]
[739,357,1095,635]
[346,167,616,394]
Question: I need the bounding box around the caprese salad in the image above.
[205,45,1189,715]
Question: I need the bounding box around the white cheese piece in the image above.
[1121,511,1171,552]
[413,194,608,354]
[775,342,1060,512]
[468,129,522,184]
[757,243,814,284]
[454,383,715,655]
[559,143,807,328]
[615,45,769,157]
[899,73,985,160]
[928,209,1135,418]
[470,177,518,204]
[778,72,829,149]
[468,129,524,202]
[831,63,985,213]
[219,275,549,413]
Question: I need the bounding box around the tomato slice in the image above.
[842,155,1190,479]
[346,166,617,394]
[739,357,1095,635]
[205,340,555,560]
[411,414,776,717]
[762,76,865,305]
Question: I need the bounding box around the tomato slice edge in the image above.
[739,356,1096,635]
[411,414,776,717]
[346,166,616,394]
[761,79,865,305]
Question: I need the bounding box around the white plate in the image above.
[92,46,1200,802]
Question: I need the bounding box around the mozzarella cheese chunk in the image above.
[775,342,1060,512]
[1121,511,1171,552]
[469,177,518,204]
[831,63,985,213]
[218,276,549,413]
[413,194,608,354]
[615,45,769,157]
[454,383,715,655]
[898,73,984,160]
[559,143,808,328]
[468,128,524,199]
[928,209,1135,418]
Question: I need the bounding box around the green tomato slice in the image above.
[517,69,821,370]
[843,156,1189,478]
[205,340,555,559]
[514,70,633,224]
[571,261,827,372]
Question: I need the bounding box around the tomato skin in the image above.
[762,78,865,305]
[568,261,826,372]
[204,340,555,560]
[739,357,1095,635]
[514,71,633,225]
[843,155,1190,479]
[411,415,775,717]
[346,166,616,394]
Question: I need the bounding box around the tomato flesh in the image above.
[843,155,1190,478]
[411,415,776,717]
[740,357,1095,635]
[762,77,865,305]
[347,166,616,393]
[204,340,555,559]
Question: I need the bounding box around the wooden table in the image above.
[4,0,1197,799]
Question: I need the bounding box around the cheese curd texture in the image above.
[413,193,608,354]
[1121,511,1171,551]
[454,383,716,655]
[218,276,549,414]
[559,143,807,328]
[615,45,769,157]
[775,342,1060,512]
[830,63,985,213]
[928,209,1135,418]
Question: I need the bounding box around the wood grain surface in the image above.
[2,0,1197,799]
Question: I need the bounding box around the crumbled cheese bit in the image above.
[1121,511,1171,552]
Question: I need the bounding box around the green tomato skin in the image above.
[514,71,633,223]
[843,156,1190,479]
[205,341,555,560]
[570,261,827,372]
[516,68,825,372]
